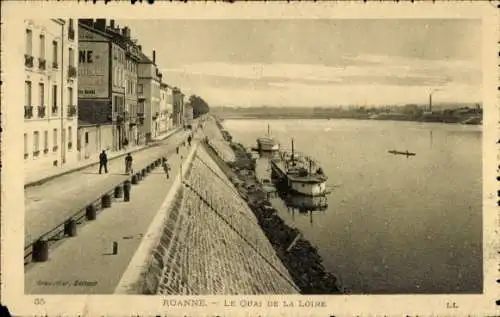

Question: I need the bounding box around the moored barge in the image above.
[270,139,328,197]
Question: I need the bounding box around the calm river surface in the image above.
[223,119,482,294]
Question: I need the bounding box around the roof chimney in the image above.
[95,19,106,31]
[152,50,156,64]
[110,19,115,29]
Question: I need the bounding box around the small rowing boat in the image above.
[388,150,416,156]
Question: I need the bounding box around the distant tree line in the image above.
[188,95,210,118]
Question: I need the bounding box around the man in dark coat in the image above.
[99,150,108,174]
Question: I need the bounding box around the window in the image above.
[53,128,58,147]
[44,130,48,150]
[52,85,58,108]
[26,29,32,55]
[25,81,32,106]
[68,87,73,105]
[52,41,58,64]
[33,131,39,152]
[69,47,74,67]
[85,132,89,144]
[39,83,44,106]
[39,34,45,58]
[24,133,28,158]
[138,84,143,94]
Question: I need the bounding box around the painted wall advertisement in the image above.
[78,41,109,98]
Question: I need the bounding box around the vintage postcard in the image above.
[1,1,498,316]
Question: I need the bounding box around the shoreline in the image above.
[206,119,344,294]
[214,115,482,125]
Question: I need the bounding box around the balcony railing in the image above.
[24,106,33,119]
[67,105,77,118]
[38,58,46,70]
[38,106,46,118]
[52,61,58,69]
[25,54,34,68]
[68,65,77,78]
[51,106,58,114]
[68,28,75,41]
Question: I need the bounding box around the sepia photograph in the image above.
[1,2,498,317]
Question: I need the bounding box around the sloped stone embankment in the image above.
[140,145,299,294]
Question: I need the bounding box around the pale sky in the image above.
[120,19,481,107]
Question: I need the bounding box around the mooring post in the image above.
[112,241,118,255]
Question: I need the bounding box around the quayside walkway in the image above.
[24,130,190,248]
[24,128,182,187]
[24,140,197,294]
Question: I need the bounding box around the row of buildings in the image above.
[24,18,194,175]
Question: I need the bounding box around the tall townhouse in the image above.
[172,87,184,127]
[184,101,194,124]
[24,19,78,175]
[159,82,173,134]
[138,50,162,141]
[121,28,142,146]
[78,19,131,156]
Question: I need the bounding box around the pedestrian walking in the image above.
[187,134,192,147]
[162,160,171,179]
[125,153,133,175]
[99,150,108,174]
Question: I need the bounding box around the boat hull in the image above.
[257,141,280,152]
[270,160,328,197]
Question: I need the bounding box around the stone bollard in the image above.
[123,180,131,202]
[86,204,96,220]
[114,186,123,198]
[112,241,118,255]
[101,194,112,209]
[32,239,49,262]
[131,174,138,185]
[64,219,77,237]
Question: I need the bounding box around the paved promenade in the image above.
[24,140,196,294]
[25,130,190,247]
[25,128,182,186]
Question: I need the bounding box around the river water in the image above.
[223,119,482,294]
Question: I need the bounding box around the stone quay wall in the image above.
[139,144,299,295]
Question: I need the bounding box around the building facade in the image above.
[77,19,115,152]
[24,19,78,174]
[78,19,143,152]
[183,101,194,124]
[172,87,184,128]
[138,50,162,141]
[159,82,173,134]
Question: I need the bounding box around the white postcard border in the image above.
[1,2,498,316]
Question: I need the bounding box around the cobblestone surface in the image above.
[143,146,299,295]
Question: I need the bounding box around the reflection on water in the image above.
[225,119,482,294]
